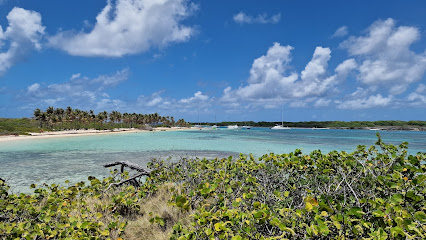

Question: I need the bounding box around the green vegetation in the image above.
[0,118,40,135]
[1,134,425,239]
[195,120,426,130]
[32,106,189,131]
[0,106,190,135]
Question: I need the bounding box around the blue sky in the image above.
[0,0,425,122]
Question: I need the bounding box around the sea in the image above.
[0,128,425,193]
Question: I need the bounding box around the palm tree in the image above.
[55,108,65,130]
[33,108,43,128]
[89,110,96,129]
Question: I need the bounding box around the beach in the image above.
[0,127,194,142]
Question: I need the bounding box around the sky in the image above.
[0,0,425,122]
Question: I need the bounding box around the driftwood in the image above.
[103,161,152,191]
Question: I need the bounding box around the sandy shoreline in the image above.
[0,127,194,142]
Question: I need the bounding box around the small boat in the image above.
[227,125,238,129]
[212,125,218,130]
[241,126,251,129]
[271,125,290,130]
[271,106,290,130]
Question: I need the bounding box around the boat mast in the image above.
[281,106,283,126]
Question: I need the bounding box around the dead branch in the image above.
[103,161,152,191]
[103,160,151,174]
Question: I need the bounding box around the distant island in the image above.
[191,120,426,131]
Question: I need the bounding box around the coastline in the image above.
[0,127,194,142]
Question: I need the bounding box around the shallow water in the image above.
[0,128,425,193]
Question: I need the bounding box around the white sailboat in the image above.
[271,106,290,130]
[227,125,239,129]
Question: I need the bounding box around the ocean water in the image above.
[0,128,425,193]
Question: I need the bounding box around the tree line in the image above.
[195,120,426,129]
[33,106,189,130]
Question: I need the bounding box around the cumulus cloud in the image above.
[406,92,426,106]
[233,12,281,24]
[0,7,45,75]
[48,0,196,57]
[340,18,426,95]
[332,26,348,38]
[337,94,393,109]
[179,91,209,103]
[221,42,354,110]
[23,69,129,110]
[136,90,212,113]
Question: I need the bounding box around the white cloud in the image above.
[179,91,209,103]
[135,90,212,114]
[49,0,196,57]
[221,43,353,110]
[416,84,426,94]
[314,98,331,107]
[71,73,81,79]
[406,92,426,106]
[233,12,281,24]
[289,100,308,108]
[332,26,348,38]
[340,18,426,95]
[0,7,45,75]
[92,68,129,88]
[337,94,393,109]
[335,58,357,75]
[23,69,129,110]
[96,98,125,110]
[27,83,40,93]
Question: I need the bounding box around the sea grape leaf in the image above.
[391,194,404,205]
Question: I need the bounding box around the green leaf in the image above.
[390,194,404,205]
[231,236,243,240]
[253,201,261,209]
[214,222,222,232]
[318,223,330,235]
[390,226,404,238]
[332,221,341,230]
[348,207,365,217]
[253,211,264,219]
[305,202,313,212]
[101,229,109,236]
[414,211,426,223]
[279,224,296,235]
[372,210,385,217]
[205,228,213,236]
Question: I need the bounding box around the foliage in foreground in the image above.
[1,134,425,239]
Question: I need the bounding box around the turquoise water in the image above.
[0,128,425,193]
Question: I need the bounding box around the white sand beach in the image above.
[0,127,194,142]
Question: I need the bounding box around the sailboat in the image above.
[271,106,290,130]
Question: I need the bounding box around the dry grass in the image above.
[124,183,193,240]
